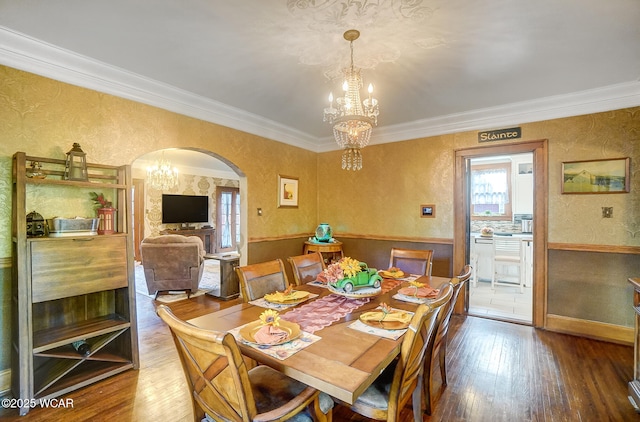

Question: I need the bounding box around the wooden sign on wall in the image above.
[478,127,521,142]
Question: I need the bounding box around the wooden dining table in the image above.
[188,275,452,404]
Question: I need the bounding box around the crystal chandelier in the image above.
[146,154,178,190]
[323,30,379,171]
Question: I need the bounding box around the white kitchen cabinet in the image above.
[470,235,533,288]
[512,155,534,215]
[471,237,494,283]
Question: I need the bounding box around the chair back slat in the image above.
[493,238,522,258]
[389,248,434,276]
[288,252,326,286]
[157,305,256,421]
[236,259,289,302]
[386,283,452,418]
[432,267,472,355]
[422,265,472,415]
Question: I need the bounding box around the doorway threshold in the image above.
[468,281,532,324]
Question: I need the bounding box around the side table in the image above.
[205,253,240,300]
[303,240,344,264]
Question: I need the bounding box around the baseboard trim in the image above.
[546,314,633,346]
[0,368,10,395]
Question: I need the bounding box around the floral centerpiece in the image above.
[317,257,362,284]
[317,257,382,292]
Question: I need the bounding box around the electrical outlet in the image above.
[602,207,613,218]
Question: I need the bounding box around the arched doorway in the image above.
[131,148,247,262]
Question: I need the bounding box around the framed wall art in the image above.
[561,157,630,194]
[278,175,299,207]
[420,204,436,218]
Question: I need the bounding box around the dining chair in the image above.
[287,252,326,286]
[236,258,291,302]
[422,264,472,415]
[491,238,524,293]
[156,304,333,422]
[336,284,453,421]
[389,247,434,276]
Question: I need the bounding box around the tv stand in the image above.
[179,224,196,230]
[160,227,216,254]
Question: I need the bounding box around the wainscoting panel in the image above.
[338,237,454,278]
[548,248,639,330]
[247,236,455,283]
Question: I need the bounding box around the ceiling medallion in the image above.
[323,30,379,171]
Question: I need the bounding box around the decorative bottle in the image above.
[72,340,91,356]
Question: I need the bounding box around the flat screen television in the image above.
[161,194,209,224]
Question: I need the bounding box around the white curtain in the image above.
[472,169,509,205]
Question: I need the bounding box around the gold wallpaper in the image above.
[318,108,640,246]
[0,65,319,258]
[1,64,640,371]
[4,64,638,254]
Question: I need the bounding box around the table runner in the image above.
[281,294,370,333]
[278,279,404,333]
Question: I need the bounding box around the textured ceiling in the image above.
[1,0,639,152]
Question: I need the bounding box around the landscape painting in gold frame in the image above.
[278,175,299,208]
[561,157,630,194]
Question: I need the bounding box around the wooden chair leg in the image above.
[421,365,433,416]
[440,341,448,386]
[310,395,332,422]
[412,376,424,421]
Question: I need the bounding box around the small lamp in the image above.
[64,143,88,181]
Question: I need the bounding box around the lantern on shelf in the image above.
[63,143,88,181]
[90,192,115,235]
[97,207,115,235]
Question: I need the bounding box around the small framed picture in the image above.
[278,175,299,208]
[561,157,630,194]
[421,204,435,218]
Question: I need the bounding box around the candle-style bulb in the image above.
[328,92,334,104]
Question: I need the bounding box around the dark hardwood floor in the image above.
[2,291,638,421]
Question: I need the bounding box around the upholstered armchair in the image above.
[140,234,205,298]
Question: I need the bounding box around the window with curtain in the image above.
[471,163,512,220]
[216,187,240,252]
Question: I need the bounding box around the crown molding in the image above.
[2,26,638,155]
[0,27,320,151]
[315,80,640,151]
